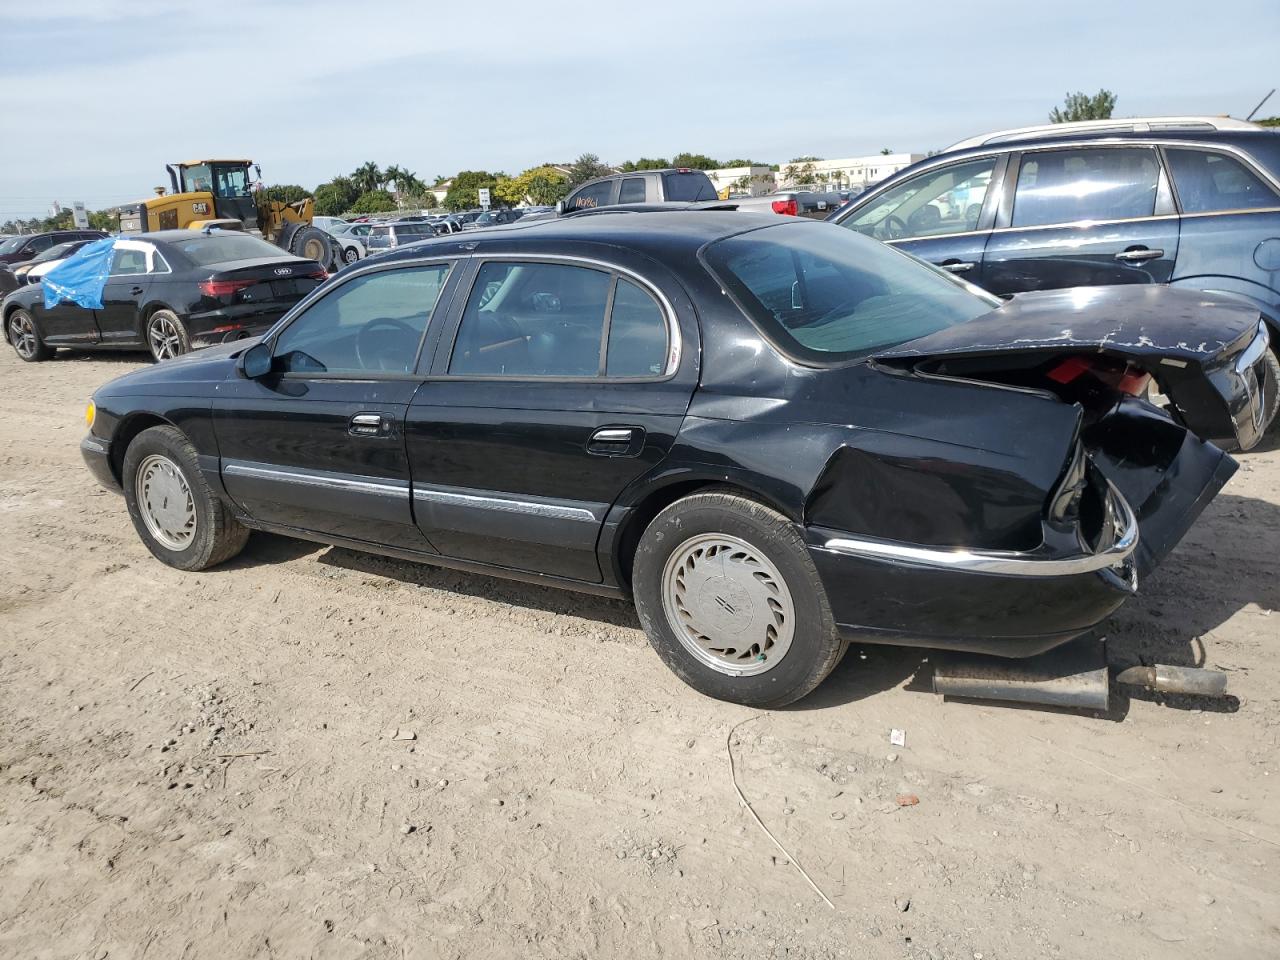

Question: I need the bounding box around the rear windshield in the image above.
[663,172,718,202]
[173,234,292,266]
[701,221,999,363]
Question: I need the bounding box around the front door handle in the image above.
[939,259,975,273]
[130,286,145,295]
[1115,247,1164,262]
[349,412,392,437]
[588,426,643,456]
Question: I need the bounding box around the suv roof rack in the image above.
[945,116,1263,152]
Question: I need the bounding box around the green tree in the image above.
[879,147,894,155]
[619,157,671,172]
[494,165,569,206]
[789,155,823,163]
[88,209,120,231]
[671,152,719,170]
[444,170,503,211]
[313,176,360,216]
[351,161,385,194]
[1049,89,1117,123]
[567,153,612,186]
[1256,116,1280,127]
[723,158,764,168]
[349,190,397,214]
[260,184,310,205]
[384,164,424,194]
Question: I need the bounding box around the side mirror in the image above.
[555,200,565,216]
[240,341,272,378]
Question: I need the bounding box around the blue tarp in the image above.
[42,236,117,311]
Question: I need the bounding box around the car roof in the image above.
[945,116,1263,151]
[375,209,792,262]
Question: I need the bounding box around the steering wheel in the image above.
[882,215,908,240]
[354,317,416,371]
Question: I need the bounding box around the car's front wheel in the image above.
[343,245,360,264]
[146,309,189,362]
[632,489,845,707]
[123,425,248,570]
[8,309,53,361]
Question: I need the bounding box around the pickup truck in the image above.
[559,169,719,213]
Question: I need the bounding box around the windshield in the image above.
[701,221,1000,363]
[173,234,294,266]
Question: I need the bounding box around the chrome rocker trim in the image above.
[223,461,410,498]
[824,483,1139,578]
[412,484,600,523]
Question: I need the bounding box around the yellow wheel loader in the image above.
[118,159,338,268]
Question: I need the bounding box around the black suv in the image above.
[561,168,719,212]
[0,229,108,266]
[829,117,1280,350]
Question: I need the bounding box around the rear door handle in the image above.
[1115,247,1164,262]
[130,286,145,295]
[588,426,643,456]
[938,259,975,273]
[349,412,393,437]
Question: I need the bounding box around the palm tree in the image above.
[383,165,424,194]
[352,161,384,194]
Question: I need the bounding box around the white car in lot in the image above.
[313,217,366,265]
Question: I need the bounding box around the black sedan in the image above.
[3,230,326,363]
[78,213,1274,706]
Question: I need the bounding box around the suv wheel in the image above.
[632,489,845,707]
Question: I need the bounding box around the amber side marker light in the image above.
[85,400,95,430]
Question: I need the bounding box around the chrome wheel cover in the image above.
[135,454,197,550]
[11,315,37,359]
[660,533,795,677]
[343,246,359,264]
[148,314,183,360]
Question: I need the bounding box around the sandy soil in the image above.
[1,347,1277,960]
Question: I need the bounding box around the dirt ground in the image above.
[0,348,1277,960]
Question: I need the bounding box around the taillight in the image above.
[771,198,798,216]
[1048,356,1151,396]
[308,269,328,280]
[198,278,256,297]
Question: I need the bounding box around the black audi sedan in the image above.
[78,212,1274,706]
[3,231,326,363]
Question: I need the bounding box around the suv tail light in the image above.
[771,198,798,216]
[199,278,257,297]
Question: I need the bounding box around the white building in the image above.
[705,165,775,197]
[775,153,924,190]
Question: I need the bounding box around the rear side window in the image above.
[618,177,646,204]
[1012,147,1159,227]
[174,234,293,265]
[272,264,450,375]
[1166,149,1280,214]
[110,248,148,275]
[449,262,668,378]
[566,181,613,211]
[662,172,717,201]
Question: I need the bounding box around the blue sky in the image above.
[0,0,1276,219]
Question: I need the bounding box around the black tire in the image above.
[1260,347,1280,439]
[8,309,54,362]
[145,309,190,362]
[290,225,332,265]
[632,489,844,708]
[122,425,249,571]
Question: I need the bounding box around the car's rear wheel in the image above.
[343,245,360,264]
[146,309,189,362]
[123,425,248,570]
[632,489,845,707]
[8,309,53,361]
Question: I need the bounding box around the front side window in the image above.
[449,261,669,379]
[703,221,999,363]
[272,264,450,374]
[1012,147,1159,227]
[841,157,996,241]
[618,177,646,204]
[566,181,613,211]
[213,166,251,198]
[1166,148,1280,214]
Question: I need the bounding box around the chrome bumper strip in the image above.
[823,483,1139,578]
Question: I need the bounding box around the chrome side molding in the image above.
[824,483,1139,578]
[412,484,600,523]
